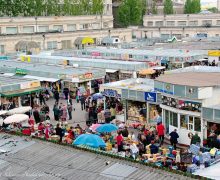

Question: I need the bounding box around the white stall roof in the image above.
[23,75,59,82]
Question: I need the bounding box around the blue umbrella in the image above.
[92,93,103,100]
[96,124,118,133]
[73,134,106,148]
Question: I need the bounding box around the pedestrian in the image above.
[169,129,179,150]
[61,105,67,121]
[67,103,73,120]
[63,87,69,100]
[39,92,45,105]
[191,132,201,146]
[116,132,124,152]
[80,95,86,111]
[44,123,50,140]
[55,123,63,143]
[33,107,40,124]
[54,90,60,104]
[122,126,129,137]
[53,103,60,121]
[157,122,165,146]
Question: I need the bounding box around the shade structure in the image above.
[4,114,29,124]
[89,124,101,131]
[96,124,118,133]
[73,134,106,148]
[139,69,156,75]
[92,93,103,100]
[0,110,8,116]
[74,37,94,45]
[8,106,31,115]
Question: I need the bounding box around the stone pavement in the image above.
[38,97,87,128]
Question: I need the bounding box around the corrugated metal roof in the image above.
[0,134,192,180]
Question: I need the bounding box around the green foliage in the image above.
[0,0,104,17]
[163,0,174,15]
[118,0,143,27]
[207,7,218,13]
[184,0,201,14]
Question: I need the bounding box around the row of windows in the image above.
[0,22,109,34]
[147,20,220,27]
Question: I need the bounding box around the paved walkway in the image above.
[38,97,87,128]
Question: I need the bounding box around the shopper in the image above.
[116,132,124,152]
[55,123,63,143]
[80,95,86,111]
[33,107,40,124]
[157,122,165,146]
[53,103,60,121]
[169,129,179,150]
[67,103,73,120]
[191,133,201,146]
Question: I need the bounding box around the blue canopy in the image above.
[96,124,118,133]
[92,93,103,100]
[73,134,106,148]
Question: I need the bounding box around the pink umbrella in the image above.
[89,124,101,132]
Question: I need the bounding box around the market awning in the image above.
[74,37,94,45]
[23,75,59,82]
[102,37,120,44]
[0,87,42,97]
[106,69,118,73]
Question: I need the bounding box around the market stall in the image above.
[100,78,161,126]
[0,75,41,109]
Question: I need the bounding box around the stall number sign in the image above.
[145,92,157,103]
[30,81,40,88]
[20,56,31,62]
[84,73,93,79]
[15,68,28,75]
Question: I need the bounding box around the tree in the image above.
[118,0,143,27]
[92,0,104,15]
[184,0,201,14]
[208,7,218,13]
[184,0,192,14]
[163,0,174,15]
[151,0,158,14]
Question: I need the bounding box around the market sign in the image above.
[208,50,220,57]
[145,92,157,103]
[15,68,28,75]
[161,95,202,112]
[30,81,40,88]
[84,73,93,79]
[91,52,100,56]
[103,89,121,98]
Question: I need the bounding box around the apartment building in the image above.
[0,15,113,35]
[135,13,220,39]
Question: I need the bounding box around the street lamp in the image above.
[42,34,46,50]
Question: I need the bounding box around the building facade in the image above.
[135,13,220,39]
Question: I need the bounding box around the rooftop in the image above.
[0,134,190,180]
[0,74,37,86]
[156,72,220,87]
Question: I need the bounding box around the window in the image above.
[202,20,212,26]
[216,34,219,37]
[217,20,220,25]
[92,23,100,29]
[80,24,89,30]
[189,21,198,26]
[188,116,194,130]
[103,22,109,28]
[67,24,76,31]
[147,21,153,27]
[170,112,178,127]
[0,45,4,54]
[166,21,175,26]
[23,26,34,33]
[178,21,186,26]
[180,114,188,129]
[6,27,18,34]
[38,26,49,32]
[155,21,163,27]
[194,117,201,132]
[53,25,63,31]
[47,41,57,50]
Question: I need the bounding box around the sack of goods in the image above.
[187,164,199,173]
[190,144,200,155]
